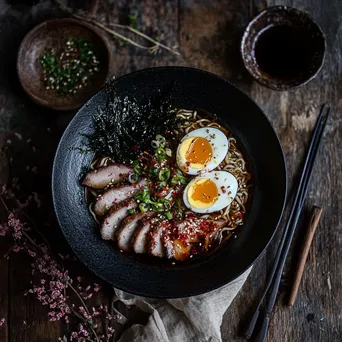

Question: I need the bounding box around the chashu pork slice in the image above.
[82,164,133,189]
[116,211,154,252]
[94,178,147,216]
[149,225,166,258]
[132,217,154,254]
[100,200,137,240]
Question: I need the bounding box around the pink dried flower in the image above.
[0,182,118,341]
[0,223,9,236]
[93,283,101,292]
[13,245,23,252]
[7,212,24,239]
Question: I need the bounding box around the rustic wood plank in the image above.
[179,0,253,90]
[0,0,341,341]
[93,0,180,77]
[223,0,342,340]
[0,134,10,342]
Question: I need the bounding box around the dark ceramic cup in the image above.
[241,6,326,90]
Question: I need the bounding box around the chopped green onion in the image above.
[136,188,150,203]
[132,160,141,176]
[128,173,138,184]
[155,147,167,161]
[171,173,187,185]
[139,203,149,213]
[155,135,166,147]
[158,198,170,204]
[165,211,172,220]
[151,202,163,208]
[156,134,165,142]
[150,166,159,177]
[151,140,159,148]
[127,208,135,214]
[165,148,172,157]
[158,168,171,182]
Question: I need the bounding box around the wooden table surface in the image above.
[0,1,341,341]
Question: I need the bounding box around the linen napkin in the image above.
[115,267,252,342]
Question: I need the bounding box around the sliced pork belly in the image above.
[132,218,153,254]
[82,164,133,189]
[94,178,147,216]
[116,212,154,252]
[100,200,137,240]
[149,225,166,258]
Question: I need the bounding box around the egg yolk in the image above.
[185,137,213,165]
[187,178,218,209]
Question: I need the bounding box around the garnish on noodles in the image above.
[82,107,251,262]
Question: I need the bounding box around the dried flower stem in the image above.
[70,307,100,342]
[0,189,110,341]
[68,282,92,317]
[0,194,9,212]
[54,0,180,55]
[109,22,178,55]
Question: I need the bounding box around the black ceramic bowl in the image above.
[52,67,287,298]
[241,6,325,90]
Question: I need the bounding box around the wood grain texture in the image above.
[0,136,9,342]
[0,0,341,341]
[241,0,342,341]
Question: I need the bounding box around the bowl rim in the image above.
[52,66,288,297]
[17,17,111,111]
[240,5,326,91]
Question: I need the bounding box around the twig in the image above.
[68,283,100,341]
[68,282,101,341]
[109,23,179,55]
[0,194,9,212]
[68,281,91,316]
[70,307,100,342]
[22,231,41,250]
[54,0,180,55]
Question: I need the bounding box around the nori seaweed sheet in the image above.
[84,82,178,162]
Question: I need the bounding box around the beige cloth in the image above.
[115,267,251,342]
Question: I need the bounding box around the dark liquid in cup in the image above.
[254,25,314,79]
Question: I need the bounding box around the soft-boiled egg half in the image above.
[176,127,229,175]
[183,171,238,213]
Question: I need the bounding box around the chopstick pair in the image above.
[243,104,331,342]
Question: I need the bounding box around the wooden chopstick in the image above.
[243,104,330,341]
[287,206,323,306]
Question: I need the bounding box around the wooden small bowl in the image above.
[241,6,326,90]
[17,18,111,111]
